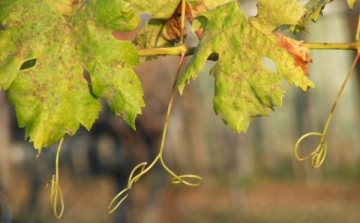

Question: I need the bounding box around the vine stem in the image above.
[137,46,188,57]
[303,42,358,51]
[136,41,360,58]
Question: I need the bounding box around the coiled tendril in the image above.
[107,51,203,213]
[295,50,360,168]
[48,138,65,219]
[108,0,203,213]
[294,132,328,168]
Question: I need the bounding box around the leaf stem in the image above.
[137,45,187,56]
[304,42,358,51]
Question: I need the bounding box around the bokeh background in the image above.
[1,1,360,223]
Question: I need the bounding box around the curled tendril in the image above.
[294,36,360,168]
[127,162,148,185]
[107,189,129,214]
[107,159,204,214]
[49,175,65,219]
[171,174,204,186]
[49,138,65,219]
[107,157,203,214]
[107,162,147,214]
[294,132,328,168]
[107,1,203,214]
[159,156,203,186]
[107,146,204,214]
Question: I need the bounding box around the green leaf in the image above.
[82,20,144,128]
[95,0,139,30]
[0,0,144,150]
[0,0,16,22]
[178,0,314,133]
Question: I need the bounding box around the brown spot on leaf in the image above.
[276,33,312,75]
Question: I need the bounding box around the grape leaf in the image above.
[178,0,314,133]
[95,0,139,30]
[0,0,144,151]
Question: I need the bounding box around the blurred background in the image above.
[1,1,360,223]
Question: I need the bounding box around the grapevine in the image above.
[0,0,359,219]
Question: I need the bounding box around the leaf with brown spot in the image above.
[0,0,144,151]
[276,34,312,76]
[178,0,314,133]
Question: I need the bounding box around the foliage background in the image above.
[1,1,360,223]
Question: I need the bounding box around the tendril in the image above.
[294,132,327,168]
[159,156,203,186]
[171,175,204,186]
[107,162,147,214]
[107,0,203,214]
[49,138,65,219]
[294,50,360,168]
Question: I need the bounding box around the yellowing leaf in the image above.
[275,34,312,76]
[0,0,143,150]
[178,0,314,133]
